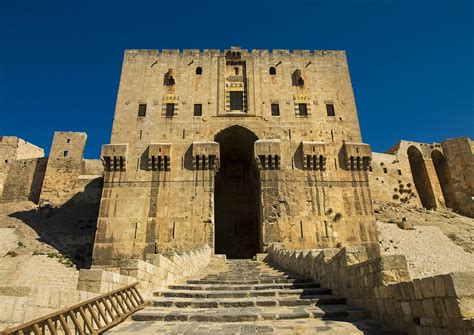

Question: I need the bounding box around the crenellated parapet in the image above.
[301,141,327,170]
[101,144,128,172]
[254,140,281,170]
[342,142,372,171]
[148,143,171,171]
[192,142,220,171]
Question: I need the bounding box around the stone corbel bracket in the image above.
[101,144,129,172]
[302,141,326,170]
[342,142,372,171]
[192,142,220,171]
[255,139,281,170]
[148,143,171,171]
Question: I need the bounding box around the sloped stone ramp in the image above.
[107,259,400,334]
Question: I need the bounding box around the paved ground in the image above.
[108,319,399,334]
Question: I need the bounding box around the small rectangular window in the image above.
[326,103,335,116]
[229,91,244,110]
[298,103,308,116]
[138,104,147,117]
[66,138,71,143]
[398,169,402,175]
[166,103,175,117]
[194,104,202,116]
[383,167,388,174]
[63,151,69,157]
[271,103,280,116]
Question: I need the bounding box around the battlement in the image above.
[124,48,346,58]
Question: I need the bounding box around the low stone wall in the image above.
[0,286,97,331]
[78,245,212,298]
[268,245,474,334]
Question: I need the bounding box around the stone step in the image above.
[151,295,346,308]
[108,319,404,334]
[131,305,370,322]
[168,281,320,291]
[187,277,313,285]
[156,287,332,299]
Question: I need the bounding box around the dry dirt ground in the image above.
[374,201,474,279]
[0,201,98,331]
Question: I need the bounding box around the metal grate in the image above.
[229,91,244,110]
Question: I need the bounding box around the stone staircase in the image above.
[107,259,400,334]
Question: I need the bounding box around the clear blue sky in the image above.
[0,0,472,158]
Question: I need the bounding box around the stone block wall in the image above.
[370,138,473,218]
[441,137,474,217]
[369,152,421,206]
[93,47,379,265]
[0,158,48,203]
[0,286,97,332]
[0,137,45,201]
[82,245,212,298]
[268,245,474,334]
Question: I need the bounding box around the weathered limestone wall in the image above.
[369,152,421,206]
[0,137,44,200]
[79,245,212,298]
[370,138,473,217]
[93,48,378,266]
[39,132,103,207]
[0,158,48,203]
[441,137,474,217]
[268,245,474,334]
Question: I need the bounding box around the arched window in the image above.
[234,67,239,75]
[196,67,202,75]
[269,67,276,75]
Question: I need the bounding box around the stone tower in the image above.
[92,47,378,266]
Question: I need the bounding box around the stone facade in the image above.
[268,245,474,334]
[0,132,103,206]
[369,138,473,217]
[92,47,379,266]
[0,137,44,200]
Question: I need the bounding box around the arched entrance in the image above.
[214,126,261,259]
[407,146,437,209]
[431,150,453,208]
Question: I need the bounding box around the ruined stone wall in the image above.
[370,138,472,217]
[39,132,103,207]
[369,152,421,206]
[0,158,48,203]
[0,137,45,202]
[93,48,378,266]
[441,137,474,217]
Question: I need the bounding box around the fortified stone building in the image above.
[1,47,472,267]
[92,47,378,266]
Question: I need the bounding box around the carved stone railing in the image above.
[3,283,146,335]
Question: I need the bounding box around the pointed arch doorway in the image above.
[214,126,261,259]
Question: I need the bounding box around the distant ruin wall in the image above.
[370,138,473,218]
[441,137,474,217]
[369,152,421,207]
[0,158,48,203]
[39,132,103,207]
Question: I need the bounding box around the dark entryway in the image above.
[431,150,453,208]
[214,126,260,259]
[407,146,437,209]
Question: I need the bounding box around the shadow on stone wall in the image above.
[8,179,102,269]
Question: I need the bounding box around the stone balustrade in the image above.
[78,244,212,298]
[267,244,474,334]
